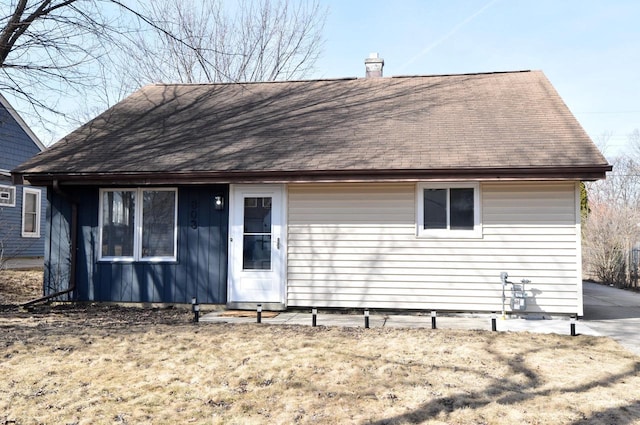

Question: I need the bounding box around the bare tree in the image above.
[630,129,640,160]
[0,0,326,142]
[583,129,640,287]
[121,0,326,86]
[593,130,613,158]
[583,199,640,286]
[1,1,132,135]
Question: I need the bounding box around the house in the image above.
[0,93,47,266]
[12,56,611,316]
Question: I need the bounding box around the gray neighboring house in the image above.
[12,59,611,316]
[0,93,46,266]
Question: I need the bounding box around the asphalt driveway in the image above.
[583,281,640,356]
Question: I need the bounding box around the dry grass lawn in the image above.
[0,269,42,305]
[1,270,640,424]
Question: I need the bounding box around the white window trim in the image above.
[21,187,41,238]
[98,188,178,262]
[0,184,16,207]
[416,182,482,239]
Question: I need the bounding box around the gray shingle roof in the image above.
[13,70,610,184]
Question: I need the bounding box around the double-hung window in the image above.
[21,188,41,238]
[99,188,177,261]
[417,182,481,238]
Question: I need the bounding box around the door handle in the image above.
[277,237,280,249]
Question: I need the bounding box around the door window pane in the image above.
[424,189,447,229]
[243,235,272,270]
[142,190,176,258]
[243,197,272,270]
[450,188,474,230]
[244,197,272,233]
[101,190,135,257]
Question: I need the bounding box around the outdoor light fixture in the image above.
[214,195,224,210]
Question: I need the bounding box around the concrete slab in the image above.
[3,257,43,270]
[201,311,599,337]
[200,281,640,357]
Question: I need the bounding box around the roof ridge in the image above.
[146,70,537,89]
[391,69,534,79]
[149,77,359,88]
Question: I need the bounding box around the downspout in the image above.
[23,180,78,307]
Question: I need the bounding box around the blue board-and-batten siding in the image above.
[45,185,229,304]
[44,185,73,296]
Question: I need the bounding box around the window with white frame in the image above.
[99,188,177,261]
[417,182,481,238]
[22,188,41,237]
[0,185,16,207]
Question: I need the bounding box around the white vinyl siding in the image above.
[287,182,581,315]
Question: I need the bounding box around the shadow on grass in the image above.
[2,304,638,424]
[568,401,640,425]
[366,339,640,425]
[0,303,194,342]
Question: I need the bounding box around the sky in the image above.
[309,0,639,158]
[7,0,638,158]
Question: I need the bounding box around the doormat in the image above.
[218,310,280,318]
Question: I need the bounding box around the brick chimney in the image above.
[365,53,384,78]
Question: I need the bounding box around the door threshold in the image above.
[227,302,286,311]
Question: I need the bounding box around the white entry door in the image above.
[228,185,286,305]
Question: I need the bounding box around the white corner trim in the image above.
[575,181,584,317]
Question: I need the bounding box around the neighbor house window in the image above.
[0,185,16,207]
[417,183,481,238]
[99,188,177,261]
[21,188,41,237]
